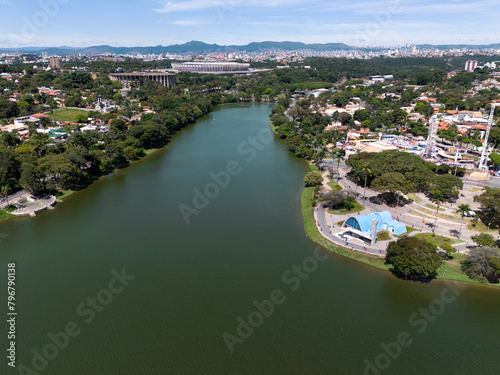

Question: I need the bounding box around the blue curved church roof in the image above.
[345,213,377,233]
[344,210,407,236]
[389,222,407,235]
[375,211,393,224]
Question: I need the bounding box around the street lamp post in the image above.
[433,203,439,233]
[363,174,368,205]
[337,156,341,182]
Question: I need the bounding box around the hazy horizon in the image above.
[1,0,499,48]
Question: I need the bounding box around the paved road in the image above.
[314,159,494,254]
[486,176,500,188]
[0,190,29,209]
[315,205,387,257]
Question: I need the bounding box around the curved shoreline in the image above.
[0,104,241,224]
[301,186,500,288]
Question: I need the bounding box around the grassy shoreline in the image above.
[301,186,389,270]
[298,157,500,288]
[270,120,279,135]
[301,186,499,287]
[0,210,16,223]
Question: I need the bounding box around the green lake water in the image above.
[1,103,499,374]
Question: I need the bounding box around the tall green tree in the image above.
[1,184,10,205]
[456,204,471,238]
[371,172,413,208]
[474,189,500,229]
[461,247,500,283]
[304,171,323,187]
[386,237,443,279]
[431,192,446,233]
[470,233,496,247]
[20,164,45,196]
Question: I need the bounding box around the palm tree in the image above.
[456,204,471,238]
[352,169,363,196]
[361,166,372,205]
[333,149,345,182]
[431,192,446,233]
[315,147,327,171]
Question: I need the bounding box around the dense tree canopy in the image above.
[304,171,323,187]
[474,189,500,229]
[461,247,500,283]
[386,237,443,279]
[347,151,462,199]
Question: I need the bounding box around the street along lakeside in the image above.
[300,183,500,288]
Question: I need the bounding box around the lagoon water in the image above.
[1,103,499,374]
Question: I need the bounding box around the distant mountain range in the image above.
[0,41,355,55]
[0,41,499,55]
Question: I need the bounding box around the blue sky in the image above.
[0,0,499,48]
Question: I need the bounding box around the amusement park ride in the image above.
[478,103,498,170]
[424,103,498,171]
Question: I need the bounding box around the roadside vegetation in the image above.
[301,186,389,270]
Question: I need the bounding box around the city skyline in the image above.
[0,0,499,48]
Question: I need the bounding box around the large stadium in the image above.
[171,61,251,74]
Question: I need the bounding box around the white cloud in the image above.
[154,1,213,13]
[399,0,500,14]
[243,21,302,28]
[172,20,200,25]
[154,0,318,13]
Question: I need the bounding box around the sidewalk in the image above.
[316,163,485,254]
[314,205,389,257]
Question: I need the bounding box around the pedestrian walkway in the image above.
[314,205,389,257]
[10,196,57,217]
[317,162,486,254]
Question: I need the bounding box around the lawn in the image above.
[302,187,499,287]
[406,226,418,233]
[414,232,463,246]
[426,204,445,212]
[327,179,342,191]
[269,120,279,135]
[307,162,318,172]
[468,219,498,233]
[435,254,473,283]
[55,190,75,200]
[53,108,89,122]
[301,187,389,270]
[328,200,364,215]
[4,205,17,212]
[0,209,16,222]
[376,231,392,241]
[407,193,421,203]
[299,166,499,287]
[412,208,461,222]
